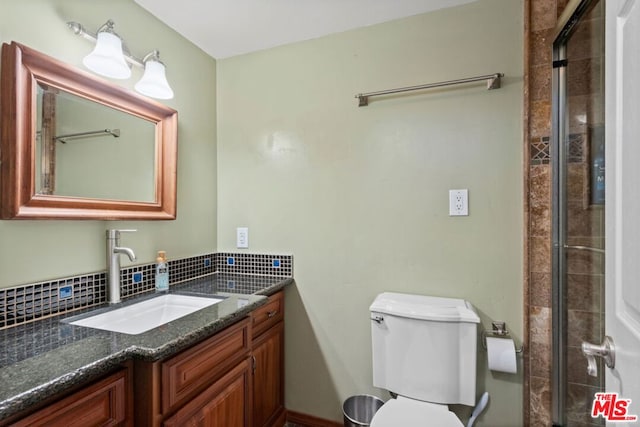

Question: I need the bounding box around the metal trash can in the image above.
[342,395,384,427]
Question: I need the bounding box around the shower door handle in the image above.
[581,336,615,377]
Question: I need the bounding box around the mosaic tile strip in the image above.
[0,273,106,329]
[168,253,217,285]
[568,133,584,163]
[216,253,293,277]
[119,263,156,299]
[120,253,216,299]
[530,134,585,165]
[0,252,291,330]
[531,136,551,165]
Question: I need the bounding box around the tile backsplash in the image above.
[217,252,293,277]
[0,273,106,330]
[0,252,292,330]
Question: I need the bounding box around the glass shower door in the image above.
[552,0,605,425]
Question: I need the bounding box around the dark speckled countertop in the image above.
[0,273,292,421]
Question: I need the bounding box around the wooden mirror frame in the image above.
[0,41,178,220]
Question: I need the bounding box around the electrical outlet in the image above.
[236,227,249,248]
[449,189,469,216]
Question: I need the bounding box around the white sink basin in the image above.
[69,294,224,335]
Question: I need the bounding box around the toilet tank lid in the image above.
[369,292,480,323]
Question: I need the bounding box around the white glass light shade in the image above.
[82,32,131,79]
[135,59,174,100]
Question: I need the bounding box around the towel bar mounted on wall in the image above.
[354,72,504,107]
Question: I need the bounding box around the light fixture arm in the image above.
[96,19,116,34]
[67,20,144,68]
[142,50,164,65]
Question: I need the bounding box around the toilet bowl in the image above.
[370,396,463,427]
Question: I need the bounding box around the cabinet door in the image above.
[163,359,250,427]
[162,318,250,413]
[252,321,284,427]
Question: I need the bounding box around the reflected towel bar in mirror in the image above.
[55,128,121,144]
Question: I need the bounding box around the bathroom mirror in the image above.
[0,41,178,219]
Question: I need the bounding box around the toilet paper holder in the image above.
[481,321,524,353]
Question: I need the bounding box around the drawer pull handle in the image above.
[267,310,278,318]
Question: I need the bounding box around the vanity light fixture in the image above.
[81,21,131,79]
[68,19,174,100]
[135,50,174,100]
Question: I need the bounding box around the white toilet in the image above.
[369,292,481,427]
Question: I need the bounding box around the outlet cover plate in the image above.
[236,227,249,248]
[449,189,469,216]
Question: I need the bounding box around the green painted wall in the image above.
[217,0,524,425]
[0,0,217,287]
[2,0,525,425]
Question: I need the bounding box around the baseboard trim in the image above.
[286,410,343,427]
[267,407,287,427]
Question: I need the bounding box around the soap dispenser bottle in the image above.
[155,251,169,292]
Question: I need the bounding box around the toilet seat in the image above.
[370,396,464,427]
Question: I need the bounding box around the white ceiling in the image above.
[134,0,475,59]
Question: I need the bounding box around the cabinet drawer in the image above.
[251,291,284,339]
[11,369,128,427]
[162,318,250,413]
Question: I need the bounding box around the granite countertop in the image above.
[0,273,292,421]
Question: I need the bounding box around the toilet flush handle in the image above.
[371,315,384,324]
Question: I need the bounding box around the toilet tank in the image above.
[370,292,480,406]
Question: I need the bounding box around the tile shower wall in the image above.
[526,0,605,426]
[0,252,292,330]
[526,0,563,425]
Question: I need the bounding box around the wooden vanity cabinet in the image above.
[143,290,285,427]
[250,291,285,427]
[2,290,286,427]
[7,367,132,427]
[134,318,251,427]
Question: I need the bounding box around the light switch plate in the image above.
[236,227,249,248]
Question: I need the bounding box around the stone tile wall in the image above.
[526,0,560,423]
[525,0,605,425]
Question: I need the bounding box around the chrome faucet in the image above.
[106,229,136,304]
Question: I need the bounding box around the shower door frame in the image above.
[551,0,601,425]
